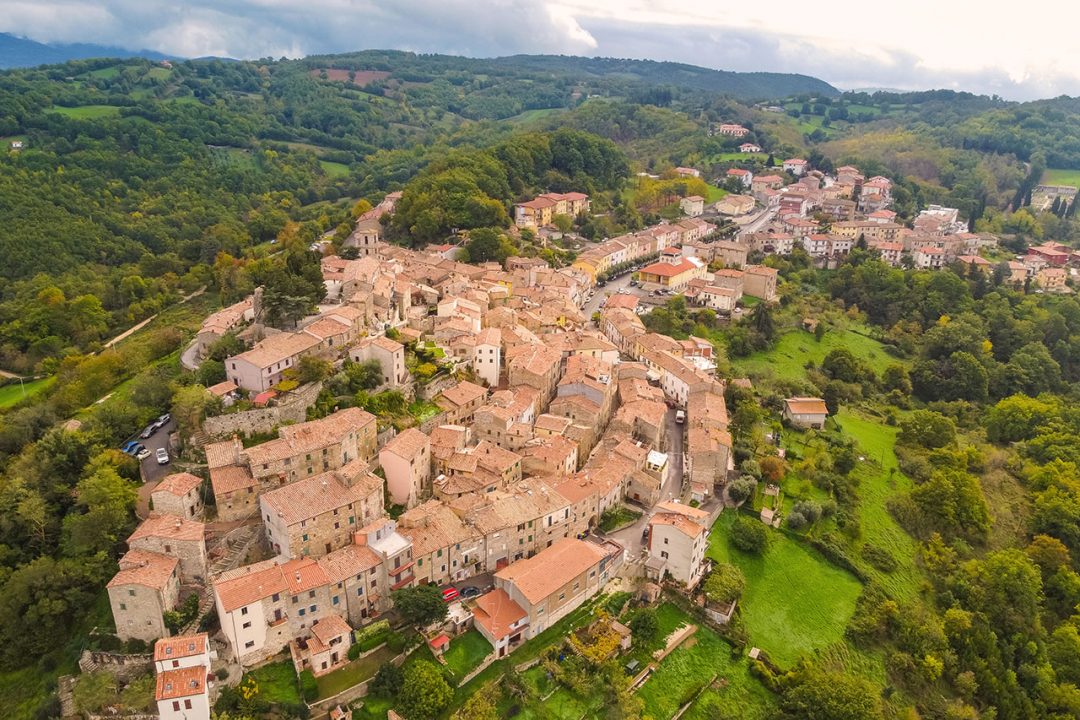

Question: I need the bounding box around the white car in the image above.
[155,448,170,465]
[136,447,151,461]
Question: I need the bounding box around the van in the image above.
[675,409,686,424]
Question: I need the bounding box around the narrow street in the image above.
[582,271,634,317]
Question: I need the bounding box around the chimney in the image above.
[232,434,243,465]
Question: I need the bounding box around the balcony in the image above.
[390,573,416,590]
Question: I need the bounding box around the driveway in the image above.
[582,272,634,317]
[133,419,177,483]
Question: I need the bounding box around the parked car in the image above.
[675,410,686,424]
[153,413,172,430]
[139,424,157,439]
[441,586,460,603]
[135,447,151,461]
[155,448,170,465]
[459,586,481,600]
[121,440,140,454]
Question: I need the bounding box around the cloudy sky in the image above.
[2,0,1077,100]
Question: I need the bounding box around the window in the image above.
[185,699,193,710]
[245,640,255,649]
[241,607,248,616]
[292,596,299,604]
[661,551,669,559]
[242,621,251,629]
[128,589,136,597]
[303,534,309,542]
[173,701,181,711]
[119,603,126,611]
[310,605,317,613]
[272,593,280,602]
[418,558,423,567]
[357,587,364,596]
[299,608,306,616]
[559,593,565,601]
[309,590,316,599]
[663,538,669,545]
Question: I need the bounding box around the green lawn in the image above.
[315,645,397,699]
[733,326,900,383]
[0,376,55,409]
[147,67,172,80]
[705,184,728,203]
[834,411,921,599]
[50,105,122,119]
[599,505,642,532]
[244,661,301,705]
[710,152,768,164]
[1041,168,1080,188]
[319,160,351,177]
[88,65,120,79]
[354,695,393,720]
[638,604,773,720]
[505,108,565,126]
[442,630,492,679]
[707,512,862,668]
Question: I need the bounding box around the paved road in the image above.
[582,272,634,317]
[737,206,778,236]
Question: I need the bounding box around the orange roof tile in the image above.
[108,550,177,590]
[472,588,527,640]
[156,665,207,701]
[128,513,205,544]
[784,397,828,415]
[495,538,606,605]
[154,633,208,662]
[153,472,203,497]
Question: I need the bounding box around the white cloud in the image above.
[2,1,1079,99]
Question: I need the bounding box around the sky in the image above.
[2,0,1078,100]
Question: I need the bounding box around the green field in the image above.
[707,512,863,668]
[637,604,773,720]
[505,107,565,125]
[147,67,172,81]
[834,411,921,599]
[705,184,728,203]
[1041,168,1080,188]
[441,629,492,679]
[0,376,55,409]
[733,326,900,383]
[319,160,351,177]
[315,645,397,698]
[710,151,768,164]
[88,66,120,79]
[50,105,122,119]
[243,660,302,705]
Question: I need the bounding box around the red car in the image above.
[441,587,460,603]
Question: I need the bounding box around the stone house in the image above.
[151,472,204,519]
[127,513,208,584]
[380,428,433,509]
[108,549,181,643]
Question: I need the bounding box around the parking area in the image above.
[122,417,176,483]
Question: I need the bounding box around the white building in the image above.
[646,502,711,589]
[155,635,213,720]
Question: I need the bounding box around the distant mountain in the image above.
[0,33,173,69]
[497,54,840,100]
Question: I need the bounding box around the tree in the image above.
[345,359,384,391]
[391,584,449,627]
[750,302,775,342]
[397,660,453,720]
[759,456,785,483]
[881,364,911,395]
[296,355,332,385]
[781,669,883,720]
[628,609,659,642]
[729,476,757,504]
[171,384,220,438]
[704,563,745,604]
[897,410,956,449]
[62,466,138,557]
[464,227,515,264]
[454,686,498,720]
[369,661,404,698]
[730,516,768,554]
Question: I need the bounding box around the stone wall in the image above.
[202,382,322,440]
[417,374,458,401]
[78,650,153,681]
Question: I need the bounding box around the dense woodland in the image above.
[6,50,1080,719]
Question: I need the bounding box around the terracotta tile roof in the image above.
[209,463,257,496]
[640,257,704,278]
[398,500,479,556]
[372,335,404,353]
[154,633,208,662]
[156,665,207,701]
[310,614,352,646]
[108,550,177,590]
[495,538,606,605]
[247,407,375,465]
[214,559,287,609]
[319,543,382,582]
[206,380,238,397]
[438,381,488,410]
[655,501,711,521]
[382,428,430,460]
[205,438,242,469]
[745,265,778,277]
[232,331,320,370]
[784,397,828,415]
[649,512,706,538]
[260,470,378,526]
[153,472,203,497]
[472,588,527,640]
[534,414,572,434]
[128,513,205,544]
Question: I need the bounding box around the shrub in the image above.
[729,476,757,504]
[299,670,318,702]
[791,500,822,524]
[730,516,768,554]
[385,631,407,652]
[215,667,229,681]
[347,642,362,661]
[629,609,659,642]
[704,563,745,604]
[369,661,404,698]
[861,544,899,573]
[786,511,807,529]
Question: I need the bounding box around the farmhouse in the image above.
[783,397,829,429]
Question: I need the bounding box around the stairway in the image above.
[181,524,260,635]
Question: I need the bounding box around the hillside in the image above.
[0,33,170,69]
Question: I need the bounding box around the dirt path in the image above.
[102,286,206,350]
